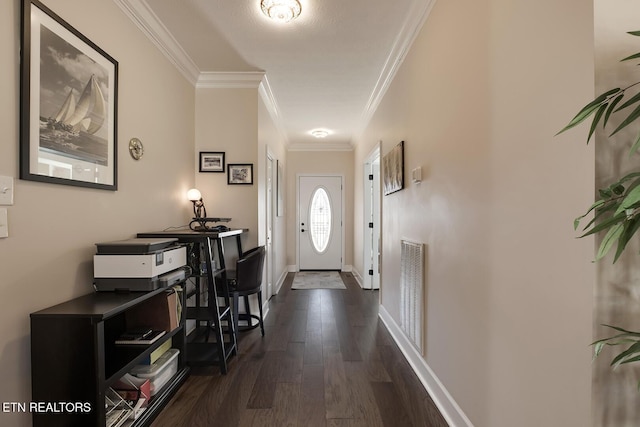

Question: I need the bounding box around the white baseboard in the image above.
[274,268,288,295]
[288,265,355,273]
[378,305,473,427]
[351,267,364,288]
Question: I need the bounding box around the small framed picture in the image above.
[199,151,225,173]
[228,164,253,185]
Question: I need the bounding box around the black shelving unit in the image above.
[137,229,245,374]
[30,286,189,427]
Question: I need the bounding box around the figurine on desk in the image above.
[186,188,231,232]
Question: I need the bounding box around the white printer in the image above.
[93,238,188,292]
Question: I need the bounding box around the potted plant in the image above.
[559,30,640,381]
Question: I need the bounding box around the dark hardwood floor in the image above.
[151,272,448,427]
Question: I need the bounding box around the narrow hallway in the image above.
[152,273,448,426]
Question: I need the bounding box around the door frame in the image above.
[296,173,345,272]
[363,145,381,289]
[265,149,276,298]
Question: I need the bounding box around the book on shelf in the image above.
[115,330,166,345]
[139,338,172,365]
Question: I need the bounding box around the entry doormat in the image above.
[291,271,347,290]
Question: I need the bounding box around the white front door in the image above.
[298,175,343,270]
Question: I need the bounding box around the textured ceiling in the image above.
[122,0,435,149]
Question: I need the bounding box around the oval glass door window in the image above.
[309,187,332,253]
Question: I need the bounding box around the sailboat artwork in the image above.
[22,2,117,190]
[54,75,105,135]
[39,74,109,166]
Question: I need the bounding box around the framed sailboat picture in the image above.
[20,0,118,190]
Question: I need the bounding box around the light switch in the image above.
[0,176,14,205]
[0,208,7,238]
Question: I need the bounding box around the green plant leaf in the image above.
[629,130,640,158]
[619,354,640,365]
[574,199,606,230]
[616,90,640,112]
[611,341,640,368]
[557,88,621,135]
[580,212,626,237]
[614,217,640,263]
[599,188,613,199]
[581,202,621,232]
[613,184,626,195]
[601,324,640,336]
[621,52,640,62]
[604,93,625,127]
[593,341,606,360]
[611,103,640,136]
[628,31,640,37]
[596,223,624,261]
[619,172,640,186]
[588,103,608,142]
[616,185,640,215]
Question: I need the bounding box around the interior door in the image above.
[298,175,343,270]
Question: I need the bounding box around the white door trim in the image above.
[296,173,345,271]
[265,149,275,297]
[363,144,381,289]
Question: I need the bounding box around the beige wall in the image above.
[0,0,195,425]
[354,0,595,425]
[286,150,354,269]
[195,88,259,250]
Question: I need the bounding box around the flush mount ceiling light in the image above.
[310,129,330,138]
[261,0,302,23]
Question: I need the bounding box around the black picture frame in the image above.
[227,164,253,185]
[383,141,404,195]
[20,0,118,190]
[199,151,225,173]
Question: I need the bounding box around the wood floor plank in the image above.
[370,381,415,427]
[246,350,281,409]
[304,328,323,366]
[278,342,304,383]
[298,364,326,427]
[378,344,448,427]
[323,346,354,419]
[343,361,384,427]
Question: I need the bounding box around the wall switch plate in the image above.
[0,176,14,205]
[412,167,422,184]
[0,208,7,238]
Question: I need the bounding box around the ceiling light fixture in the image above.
[310,129,330,138]
[260,0,302,23]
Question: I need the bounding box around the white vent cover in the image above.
[400,239,425,354]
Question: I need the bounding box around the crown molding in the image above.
[113,0,200,85]
[197,71,265,89]
[259,76,290,145]
[355,0,437,138]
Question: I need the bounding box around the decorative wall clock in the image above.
[128,138,144,160]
